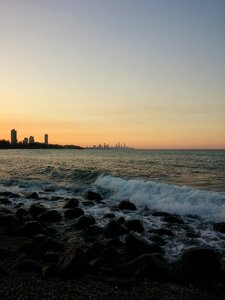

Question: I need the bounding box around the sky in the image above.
[0,0,225,149]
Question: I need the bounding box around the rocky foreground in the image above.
[0,190,225,299]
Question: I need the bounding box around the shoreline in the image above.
[0,188,225,299]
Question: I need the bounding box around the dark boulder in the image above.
[102,247,118,262]
[104,220,128,238]
[38,210,62,223]
[57,247,87,279]
[17,242,40,259]
[63,198,79,209]
[125,233,163,259]
[150,228,174,236]
[43,252,60,263]
[118,200,137,211]
[18,220,44,236]
[84,224,103,237]
[123,254,171,280]
[84,247,101,261]
[39,236,64,253]
[124,219,144,233]
[214,222,225,234]
[13,259,42,273]
[26,192,40,199]
[64,207,84,219]
[177,247,221,282]
[0,191,12,197]
[0,198,12,205]
[16,208,29,220]
[84,190,102,202]
[163,215,184,224]
[0,212,18,230]
[106,238,123,248]
[112,216,126,224]
[42,263,57,279]
[75,215,96,230]
[29,203,47,219]
[152,211,172,217]
[104,213,115,219]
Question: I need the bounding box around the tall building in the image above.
[23,137,28,145]
[11,129,17,144]
[44,134,48,145]
[29,136,35,144]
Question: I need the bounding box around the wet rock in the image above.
[106,238,123,248]
[9,192,20,198]
[43,252,60,263]
[39,236,64,253]
[18,220,44,236]
[0,212,18,229]
[64,207,84,219]
[104,213,115,219]
[124,219,144,233]
[123,254,171,280]
[84,247,101,261]
[84,224,103,236]
[163,215,184,224]
[42,263,57,279]
[118,200,137,211]
[29,203,47,219]
[0,191,12,197]
[16,208,29,220]
[112,216,126,224]
[102,247,118,262]
[104,220,128,238]
[186,229,200,238]
[214,222,225,234]
[84,190,102,202]
[17,242,40,259]
[177,247,221,282]
[150,228,174,236]
[63,198,79,209]
[38,210,62,223]
[0,198,12,205]
[89,258,103,271]
[125,233,163,259]
[26,192,40,199]
[13,259,42,273]
[0,248,11,260]
[75,215,96,230]
[149,234,166,245]
[57,247,87,279]
[152,211,172,217]
[82,200,95,207]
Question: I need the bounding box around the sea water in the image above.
[0,149,225,261]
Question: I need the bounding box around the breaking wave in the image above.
[95,175,225,221]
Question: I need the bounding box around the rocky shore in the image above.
[0,189,225,299]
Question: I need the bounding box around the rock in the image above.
[123,254,171,280]
[13,259,42,273]
[104,220,128,238]
[84,224,103,236]
[89,258,103,271]
[57,247,87,279]
[18,220,44,236]
[64,207,84,219]
[152,211,173,217]
[82,201,95,207]
[42,264,57,279]
[125,233,163,259]
[0,198,12,205]
[84,190,102,202]
[150,228,174,236]
[63,198,79,209]
[39,236,64,253]
[29,203,47,219]
[16,208,29,220]
[43,252,60,263]
[38,210,62,223]
[0,191,12,197]
[106,238,123,248]
[26,192,40,199]
[163,215,184,224]
[0,248,11,260]
[84,247,101,261]
[112,216,126,224]
[9,192,20,198]
[102,247,118,262]
[118,200,137,211]
[17,242,40,259]
[181,247,221,273]
[186,229,200,238]
[214,222,225,234]
[124,219,144,233]
[104,213,115,219]
[0,212,18,229]
[149,234,166,245]
[75,215,96,230]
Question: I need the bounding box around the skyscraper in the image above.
[44,134,48,145]
[11,129,17,144]
[29,136,35,144]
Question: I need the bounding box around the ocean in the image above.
[0,149,225,261]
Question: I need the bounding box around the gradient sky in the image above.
[0,0,225,148]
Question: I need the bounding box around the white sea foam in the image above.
[95,175,225,221]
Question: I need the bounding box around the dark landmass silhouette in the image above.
[0,140,83,149]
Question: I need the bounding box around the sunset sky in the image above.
[0,0,225,149]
